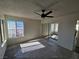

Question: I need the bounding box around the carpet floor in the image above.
[4,38,79,59]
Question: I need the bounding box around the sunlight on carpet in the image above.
[20,41,45,53]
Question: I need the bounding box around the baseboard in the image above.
[7,35,47,47]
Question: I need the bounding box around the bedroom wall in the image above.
[7,18,41,46]
[41,14,77,50]
[42,23,49,35]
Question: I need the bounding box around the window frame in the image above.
[7,20,24,39]
[0,19,7,47]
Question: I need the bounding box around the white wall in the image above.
[42,23,48,35]
[58,17,76,50]
[7,18,41,46]
[41,14,77,50]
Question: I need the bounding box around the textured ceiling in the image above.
[0,0,79,20]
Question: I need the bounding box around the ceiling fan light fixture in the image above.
[34,9,54,18]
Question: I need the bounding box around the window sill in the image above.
[1,40,7,47]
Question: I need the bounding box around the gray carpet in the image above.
[4,38,79,59]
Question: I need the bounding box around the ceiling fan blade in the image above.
[34,12,41,16]
[45,11,52,16]
[46,16,54,18]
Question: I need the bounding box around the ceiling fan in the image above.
[34,9,54,18]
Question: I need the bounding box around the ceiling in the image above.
[0,0,79,20]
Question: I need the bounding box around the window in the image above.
[16,21,24,37]
[50,23,58,33]
[76,20,79,31]
[7,20,24,38]
[50,23,59,39]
